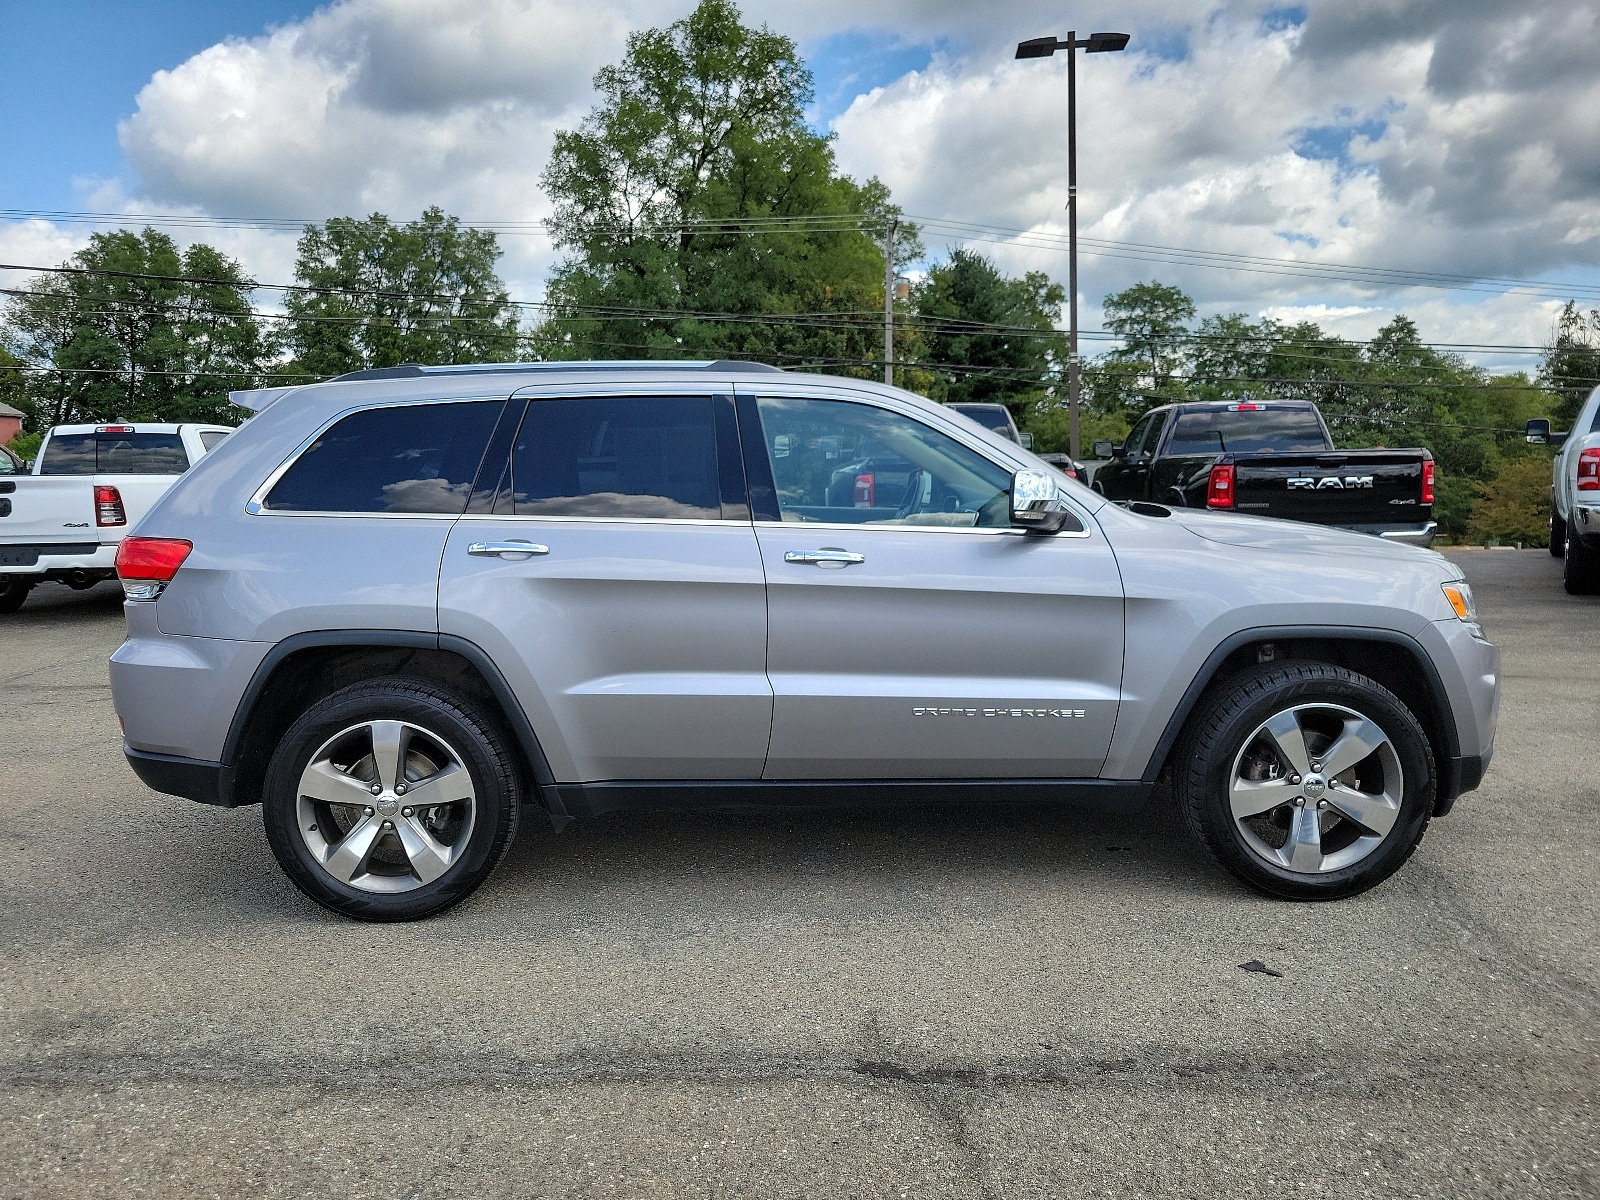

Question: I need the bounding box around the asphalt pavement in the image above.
[2,552,1596,1198]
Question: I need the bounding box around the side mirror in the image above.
[1092,440,1115,459]
[1526,418,1550,445]
[1018,430,1033,449]
[1010,469,1075,534]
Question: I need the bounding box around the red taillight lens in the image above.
[853,473,875,508]
[94,484,126,527]
[1420,459,1435,505]
[1578,448,1600,491]
[1206,463,1236,509]
[115,537,192,598]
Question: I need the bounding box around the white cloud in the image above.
[4,0,1576,363]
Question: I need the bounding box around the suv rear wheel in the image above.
[1175,662,1434,900]
[262,678,521,921]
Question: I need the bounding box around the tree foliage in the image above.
[285,207,519,378]
[1539,300,1600,427]
[534,0,916,370]
[1467,454,1554,545]
[2,229,266,428]
[912,249,1064,412]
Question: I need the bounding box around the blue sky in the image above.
[0,1,321,210]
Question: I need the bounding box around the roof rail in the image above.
[329,359,785,383]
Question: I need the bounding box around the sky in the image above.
[3,0,1599,374]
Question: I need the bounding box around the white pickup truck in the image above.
[0,422,233,612]
[1528,384,1600,594]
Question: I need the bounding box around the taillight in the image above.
[1421,459,1435,505]
[114,536,192,600]
[853,473,875,508]
[1578,448,1600,491]
[94,484,126,527]
[1206,463,1235,509]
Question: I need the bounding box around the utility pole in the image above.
[1015,30,1130,462]
[884,218,897,387]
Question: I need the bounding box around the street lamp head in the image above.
[1015,36,1061,59]
[1085,32,1131,53]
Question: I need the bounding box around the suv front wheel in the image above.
[1175,662,1434,900]
[262,679,522,921]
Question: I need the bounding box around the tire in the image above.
[1563,521,1600,595]
[262,678,522,921]
[0,578,32,614]
[1550,506,1566,557]
[1175,661,1435,901]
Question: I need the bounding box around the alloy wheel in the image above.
[295,720,477,893]
[1227,702,1403,874]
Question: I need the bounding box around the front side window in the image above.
[40,432,187,475]
[754,396,1012,527]
[509,395,724,520]
[265,400,501,514]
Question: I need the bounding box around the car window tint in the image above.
[265,401,501,513]
[97,433,188,474]
[511,395,723,519]
[754,396,1012,528]
[1167,409,1328,455]
[38,432,188,475]
[199,430,231,451]
[37,434,98,474]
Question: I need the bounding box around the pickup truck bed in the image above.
[1092,401,1436,545]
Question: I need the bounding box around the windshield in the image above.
[1165,408,1329,456]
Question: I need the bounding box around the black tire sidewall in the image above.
[1564,523,1600,594]
[1179,664,1435,901]
[0,578,31,613]
[262,680,520,921]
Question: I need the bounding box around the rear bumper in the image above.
[1572,503,1600,547]
[0,542,118,578]
[124,745,233,806]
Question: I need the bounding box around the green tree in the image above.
[1099,280,1196,408]
[285,207,519,378]
[1539,300,1600,427]
[533,0,917,371]
[1,228,266,426]
[912,248,1064,414]
[1468,454,1554,545]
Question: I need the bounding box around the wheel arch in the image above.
[218,630,559,820]
[1139,627,1465,814]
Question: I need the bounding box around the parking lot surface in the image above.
[2,550,1597,1199]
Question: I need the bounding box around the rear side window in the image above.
[509,395,724,519]
[40,432,187,475]
[265,401,502,514]
[199,430,230,451]
[1166,408,1328,455]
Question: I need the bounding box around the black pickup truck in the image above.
[1090,400,1436,546]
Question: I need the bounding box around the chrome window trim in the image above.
[735,385,1095,539]
[245,395,506,517]
[454,513,744,528]
[753,519,1092,540]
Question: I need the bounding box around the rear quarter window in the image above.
[264,400,502,514]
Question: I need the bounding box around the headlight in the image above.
[1440,581,1476,621]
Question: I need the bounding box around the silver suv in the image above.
[109,362,1500,920]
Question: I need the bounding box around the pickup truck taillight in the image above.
[1578,448,1600,491]
[1206,464,1235,509]
[115,536,192,600]
[94,484,127,527]
[1421,460,1435,505]
[853,473,875,507]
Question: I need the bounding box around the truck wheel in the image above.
[0,578,32,614]
[1563,522,1600,595]
[1175,662,1434,901]
[1550,507,1566,557]
[262,678,522,921]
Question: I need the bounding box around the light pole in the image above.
[1016,31,1129,462]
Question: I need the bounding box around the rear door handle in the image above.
[784,548,865,567]
[467,540,549,559]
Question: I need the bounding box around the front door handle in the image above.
[467,540,550,559]
[784,548,865,567]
